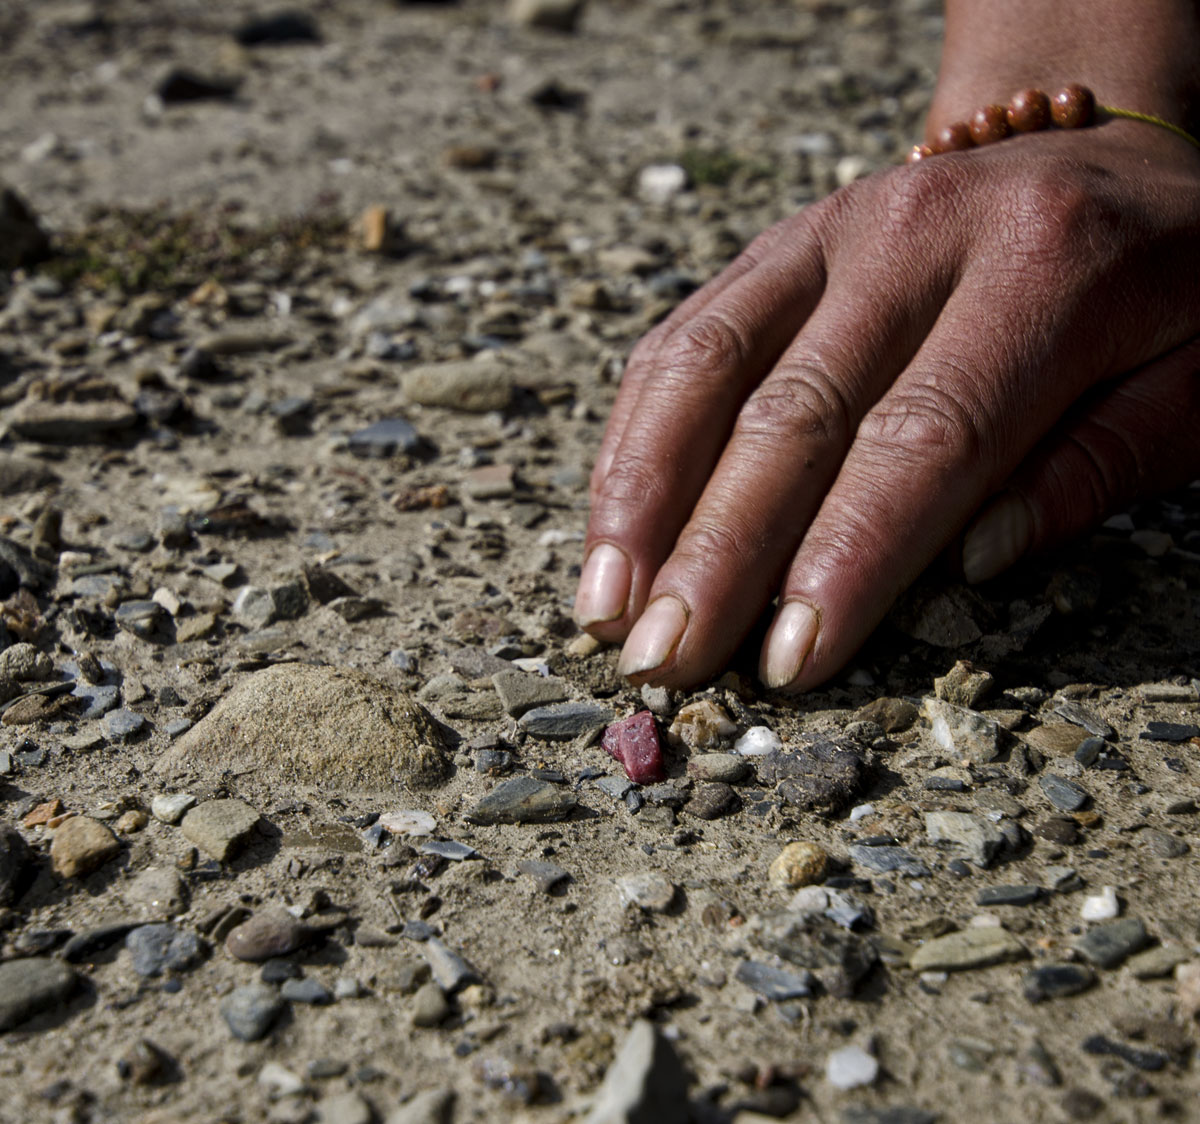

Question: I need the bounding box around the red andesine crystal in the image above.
[601,710,665,785]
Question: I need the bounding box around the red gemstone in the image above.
[602,710,666,784]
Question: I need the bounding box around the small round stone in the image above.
[769,841,830,889]
[1008,89,1051,133]
[906,144,934,165]
[1051,84,1095,128]
[932,122,974,154]
[970,104,1012,145]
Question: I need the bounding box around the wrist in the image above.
[929,0,1200,140]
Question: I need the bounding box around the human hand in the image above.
[574,122,1200,691]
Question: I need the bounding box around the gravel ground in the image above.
[2,2,1200,1122]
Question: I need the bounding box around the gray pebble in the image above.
[423,937,477,992]
[71,681,120,719]
[925,811,1003,868]
[102,708,146,742]
[114,600,164,639]
[281,977,332,1005]
[490,668,569,717]
[1074,918,1150,968]
[596,775,634,801]
[848,844,930,877]
[1140,721,1200,742]
[348,418,421,458]
[1039,774,1090,811]
[976,884,1041,907]
[686,753,749,784]
[735,960,815,1001]
[126,924,204,977]
[0,957,78,1030]
[1139,828,1189,858]
[411,981,449,1027]
[418,840,479,862]
[220,984,284,1041]
[518,702,615,740]
[515,859,570,893]
[465,775,578,824]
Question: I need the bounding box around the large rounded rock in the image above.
[156,664,451,791]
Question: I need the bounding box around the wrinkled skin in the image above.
[575,122,1200,691]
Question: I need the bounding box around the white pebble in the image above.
[1081,885,1121,921]
[788,886,830,915]
[638,163,688,205]
[826,1044,878,1090]
[848,803,875,822]
[733,726,781,756]
[257,1062,305,1099]
[377,809,437,837]
[150,792,196,825]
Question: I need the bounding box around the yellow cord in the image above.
[1098,106,1200,151]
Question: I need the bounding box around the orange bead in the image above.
[1051,84,1096,128]
[1007,88,1051,132]
[931,122,975,154]
[970,104,1012,145]
[906,144,934,164]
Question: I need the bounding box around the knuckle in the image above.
[859,382,987,470]
[735,359,854,449]
[595,453,664,511]
[662,314,751,378]
[670,513,770,581]
[998,162,1119,268]
[876,161,962,242]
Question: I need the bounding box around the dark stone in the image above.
[0,822,35,906]
[1060,1090,1105,1120]
[156,69,241,103]
[62,922,139,962]
[126,924,205,977]
[1074,918,1150,968]
[1033,817,1079,845]
[261,959,301,983]
[734,960,814,1001]
[1140,722,1200,742]
[758,740,869,815]
[686,782,740,820]
[1039,775,1089,812]
[280,977,332,1005]
[303,565,359,605]
[465,776,578,824]
[848,845,929,877]
[0,534,54,590]
[1023,962,1095,1002]
[757,912,878,998]
[234,10,321,46]
[519,702,615,740]
[976,884,1041,907]
[1052,700,1114,739]
[0,187,51,270]
[0,958,78,1031]
[1081,1035,1168,1071]
[842,1108,938,1124]
[219,985,284,1041]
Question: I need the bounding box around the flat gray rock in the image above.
[518,702,615,740]
[220,984,284,1041]
[180,799,261,862]
[1074,918,1150,968]
[848,844,930,877]
[735,959,815,1001]
[490,668,569,717]
[925,811,1004,868]
[401,358,513,413]
[465,776,578,824]
[158,664,451,792]
[909,927,1027,972]
[0,958,77,1031]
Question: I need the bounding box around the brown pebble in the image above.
[50,815,121,878]
[1051,84,1095,129]
[1008,89,1051,133]
[970,104,1012,145]
[687,782,741,820]
[932,122,974,154]
[1033,817,1079,845]
[225,909,311,962]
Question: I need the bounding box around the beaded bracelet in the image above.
[907,84,1200,163]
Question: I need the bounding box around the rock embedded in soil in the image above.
[924,811,1004,868]
[1039,775,1090,812]
[491,669,569,717]
[848,844,930,877]
[0,822,35,906]
[616,872,676,913]
[281,977,332,1005]
[769,842,829,889]
[150,793,196,824]
[827,1044,879,1090]
[583,1017,690,1124]
[423,938,477,993]
[758,741,869,814]
[401,358,514,413]
[50,815,120,878]
[220,984,284,1042]
[909,927,1028,972]
[602,710,666,784]
[1023,963,1096,1002]
[934,660,995,708]
[347,418,421,458]
[687,782,740,820]
[126,924,205,977]
[159,664,451,791]
[1073,918,1149,968]
[519,701,615,740]
[180,799,261,862]
[686,753,748,783]
[854,697,919,734]
[923,699,1002,763]
[466,775,578,824]
[735,960,815,1001]
[667,698,737,750]
[226,909,312,962]
[0,185,50,269]
[0,958,77,1031]
[411,981,450,1027]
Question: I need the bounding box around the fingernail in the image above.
[760,600,820,689]
[617,596,688,678]
[574,544,632,627]
[962,493,1033,584]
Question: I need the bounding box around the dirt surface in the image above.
[2,2,1200,1123]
